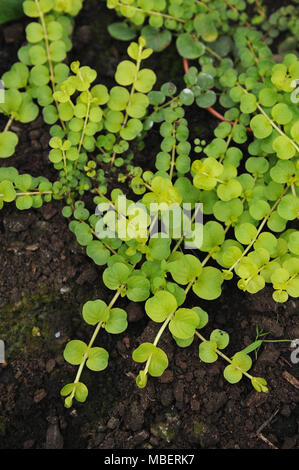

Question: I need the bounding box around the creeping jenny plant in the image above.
[0,0,298,407]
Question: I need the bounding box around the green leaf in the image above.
[148,346,168,377]
[192,307,208,329]
[26,22,44,43]
[30,64,50,86]
[0,0,24,24]
[82,299,109,325]
[74,382,88,402]
[169,308,199,339]
[217,179,242,202]
[288,232,299,256]
[132,342,154,363]
[148,237,171,261]
[176,33,205,59]
[29,45,47,65]
[63,340,87,365]
[198,340,218,363]
[104,308,128,334]
[194,13,218,42]
[241,340,263,355]
[108,22,136,41]
[115,60,137,86]
[60,382,76,397]
[235,223,257,245]
[278,195,299,221]
[15,173,32,191]
[240,93,257,114]
[135,69,156,93]
[193,267,223,300]
[196,90,216,108]
[108,86,130,111]
[0,132,18,158]
[251,377,268,393]
[86,347,109,371]
[141,26,171,52]
[272,136,296,160]
[126,275,150,302]
[145,290,177,322]
[258,88,277,107]
[16,195,32,210]
[72,222,93,246]
[0,180,16,202]
[173,336,194,348]
[249,200,270,221]
[223,364,243,384]
[250,114,272,139]
[47,21,63,41]
[132,343,168,377]
[120,118,143,140]
[103,262,131,290]
[2,62,29,88]
[273,289,288,303]
[210,329,229,349]
[201,221,225,252]
[272,103,293,125]
[86,240,110,266]
[166,282,186,306]
[167,254,202,285]
[136,370,148,388]
[18,94,39,123]
[126,92,149,118]
[232,351,252,371]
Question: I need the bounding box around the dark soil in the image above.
[0,0,298,450]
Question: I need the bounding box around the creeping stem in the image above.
[3,116,14,132]
[114,1,185,23]
[182,58,252,131]
[79,98,91,153]
[110,42,143,167]
[69,290,122,402]
[228,184,291,273]
[143,278,196,375]
[34,0,66,130]
[195,331,253,380]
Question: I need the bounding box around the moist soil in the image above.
[0,0,298,450]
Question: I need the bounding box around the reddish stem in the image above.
[183,58,252,132]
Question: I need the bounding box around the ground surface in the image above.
[0,0,298,450]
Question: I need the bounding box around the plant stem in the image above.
[70,290,121,399]
[169,125,177,181]
[88,225,118,255]
[3,116,14,132]
[143,278,197,375]
[256,103,299,153]
[195,331,253,380]
[115,1,185,23]
[34,0,66,130]
[79,99,91,153]
[228,184,290,273]
[153,314,173,347]
[205,45,222,61]
[95,188,127,220]
[182,58,252,131]
[238,84,299,153]
[16,191,53,196]
[172,203,202,254]
[110,42,143,167]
